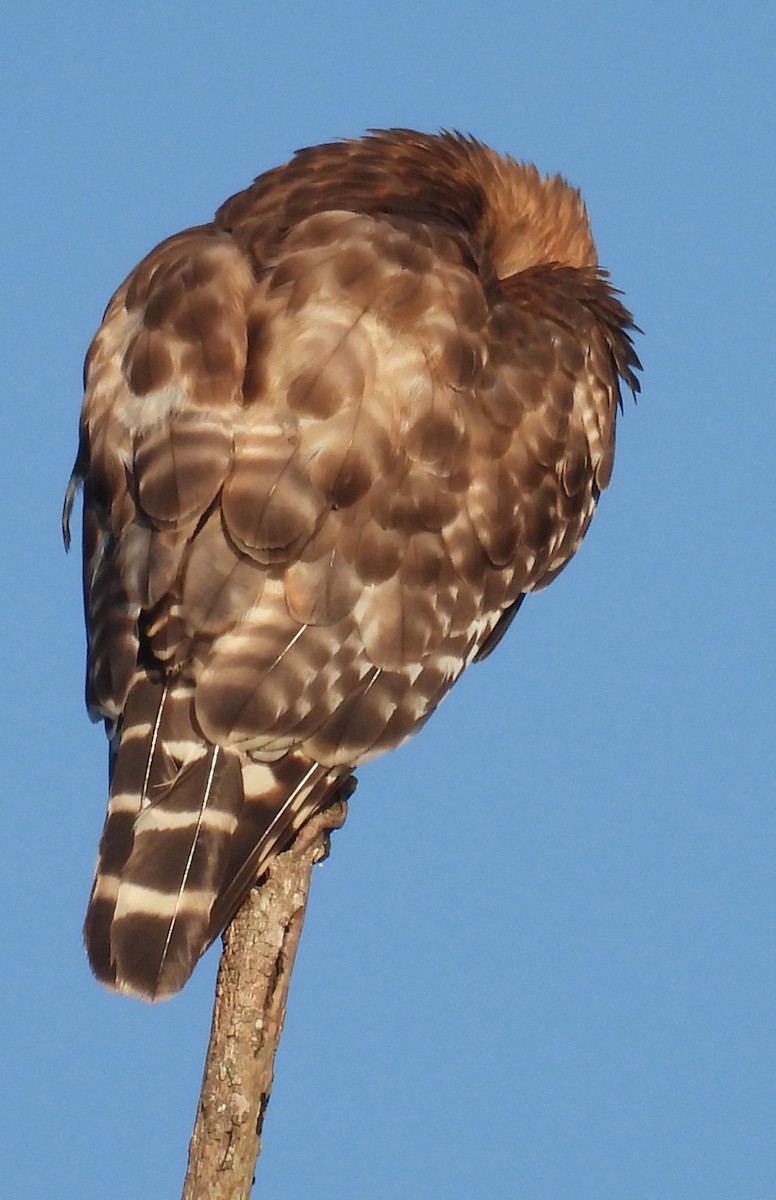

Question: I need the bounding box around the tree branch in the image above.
[181,795,349,1200]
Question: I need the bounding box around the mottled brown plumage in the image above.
[66,129,640,1000]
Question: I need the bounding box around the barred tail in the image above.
[85,671,351,1001]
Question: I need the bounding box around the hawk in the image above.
[65,129,640,1001]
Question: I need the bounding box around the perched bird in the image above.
[65,129,640,1001]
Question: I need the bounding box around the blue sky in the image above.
[3,3,774,1197]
